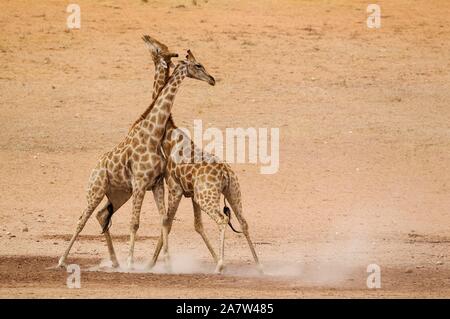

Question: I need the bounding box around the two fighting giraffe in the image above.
[58,38,215,270]
[58,35,261,274]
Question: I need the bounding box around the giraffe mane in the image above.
[130,63,185,132]
[129,91,160,132]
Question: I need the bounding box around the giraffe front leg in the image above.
[152,179,171,272]
[147,185,182,271]
[127,188,145,270]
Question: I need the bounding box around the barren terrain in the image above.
[0,0,449,298]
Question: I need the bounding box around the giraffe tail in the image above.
[101,202,114,234]
[222,166,261,269]
[222,166,243,234]
[223,203,242,234]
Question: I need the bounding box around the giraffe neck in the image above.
[154,56,177,151]
[143,63,187,142]
[131,57,171,130]
[152,60,169,100]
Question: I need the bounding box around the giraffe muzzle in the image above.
[208,76,216,86]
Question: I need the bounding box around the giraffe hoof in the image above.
[111,261,120,269]
[257,264,264,275]
[56,257,67,269]
[214,262,224,274]
[144,262,155,271]
[163,254,172,273]
[46,263,65,270]
[164,266,173,274]
[126,258,134,270]
[145,257,158,271]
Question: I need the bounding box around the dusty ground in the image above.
[0,0,449,298]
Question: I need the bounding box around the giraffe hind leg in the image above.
[96,190,131,268]
[194,187,228,274]
[102,202,114,233]
[96,204,120,268]
[225,191,263,274]
[94,202,114,234]
[96,207,119,268]
[192,199,218,263]
[58,167,108,268]
[58,191,105,268]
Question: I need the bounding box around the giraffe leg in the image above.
[58,191,105,268]
[150,178,171,272]
[96,203,119,268]
[194,186,228,274]
[192,199,218,263]
[225,191,263,274]
[96,190,131,268]
[127,187,146,269]
[147,186,182,270]
[215,222,227,274]
[103,230,119,267]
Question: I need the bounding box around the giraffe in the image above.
[140,37,220,264]
[91,35,178,269]
[144,50,262,274]
[57,48,216,269]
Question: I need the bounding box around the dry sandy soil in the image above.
[0,0,449,298]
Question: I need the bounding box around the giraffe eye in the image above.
[195,64,202,69]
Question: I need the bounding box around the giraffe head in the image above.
[142,35,178,68]
[184,50,216,86]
